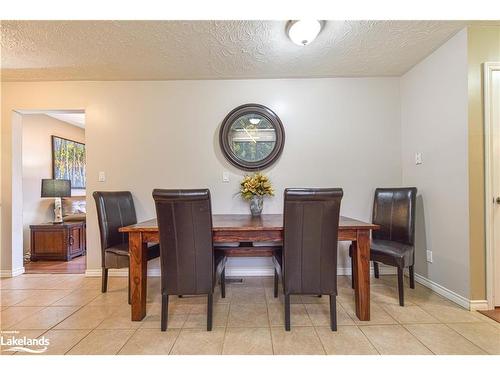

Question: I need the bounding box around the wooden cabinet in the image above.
[30,222,86,261]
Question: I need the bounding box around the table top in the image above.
[30,221,85,228]
[119,214,379,232]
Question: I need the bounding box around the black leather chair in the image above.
[93,191,160,303]
[349,187,417,306]
[152,189,226,331]
[273,188,343,331]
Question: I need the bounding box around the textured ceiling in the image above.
[0,20,469,81]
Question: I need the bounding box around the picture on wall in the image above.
[52,135,86,189]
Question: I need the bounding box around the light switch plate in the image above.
[415,152,423,165]
[98,171,106,182]
[222,171,230,183]
[426,250,433,263]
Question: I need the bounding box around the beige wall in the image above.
[401,29,470,298]
[22,114,85,257]
[468,26,500,300]
[1,78,402,274]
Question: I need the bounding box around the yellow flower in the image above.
[239,173,274,200]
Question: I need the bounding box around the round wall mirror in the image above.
[219,104,285,171]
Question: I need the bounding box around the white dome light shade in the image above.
[249,118,261,125]
[287,20,322,46]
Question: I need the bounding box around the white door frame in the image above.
[7,109,87,277]
[484,62,500,310]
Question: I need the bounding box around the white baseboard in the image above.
[469,300,489,311]
[338,265,397,276]
[85,265,397,278]
[0,267,25,278]
[85,268,161,277]
[414,273,470,309]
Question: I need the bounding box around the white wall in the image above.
[22,114,85,257]
[401,29,470,298]
[1,78,401,275]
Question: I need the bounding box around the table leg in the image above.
[129,232,148,321]
[352,229,370,320]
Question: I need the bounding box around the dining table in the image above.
[119,214,379,322]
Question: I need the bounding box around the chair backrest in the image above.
[283,188,343,295]
[372,187,417,246]
[93,191,137,253]
[152,189,214,295]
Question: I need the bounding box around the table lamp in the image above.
[41,179,71,223]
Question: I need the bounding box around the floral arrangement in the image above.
[239,173,274,200]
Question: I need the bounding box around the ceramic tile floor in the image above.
[1,274,499,355]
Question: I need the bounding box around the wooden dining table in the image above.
[119,214,379,322]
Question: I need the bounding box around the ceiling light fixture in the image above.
[249,118,261,125]
[286,20,323,46]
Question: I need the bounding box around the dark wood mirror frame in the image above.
[219,103,285,171]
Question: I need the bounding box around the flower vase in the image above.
[250,195,264,216]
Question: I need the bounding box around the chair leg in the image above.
[274,269,279,298]
[128,269,131,305]
[284,294,291,331]
[330,295,337,331]
[161,293,169,331]
[397,267,404,306]
[409,265,415,289]
[207,293,213,331]
[351,259,355,289]
[101,268,108,293]
[373,262,379,278]
[221,267,226,298]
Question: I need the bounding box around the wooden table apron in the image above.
[119,214,378,322]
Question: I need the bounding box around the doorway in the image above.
[14,109,87,274]
[484,62,500,316]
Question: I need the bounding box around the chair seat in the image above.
[104,242,160,269]
[349,239,413,268]
[105,242,129,257]
[371,239,413,266]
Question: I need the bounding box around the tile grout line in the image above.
[443,322,492,354]
[39,302,91,330]
[220,312,229,355]
[5,303,85,331]
[309,319,327,355]
[356,325,382,355]
[114,327,139,355]
[10,289,71,307]
[167,328,183,355]
[399,323,437,354]
[265,290,276,355]
[63,328,94,355]
[217,290,230,355]
[168,298,190,355]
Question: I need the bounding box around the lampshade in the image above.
[41,179,71,198]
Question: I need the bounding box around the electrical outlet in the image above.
[426,250,433,263]
[222,171,230,183]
